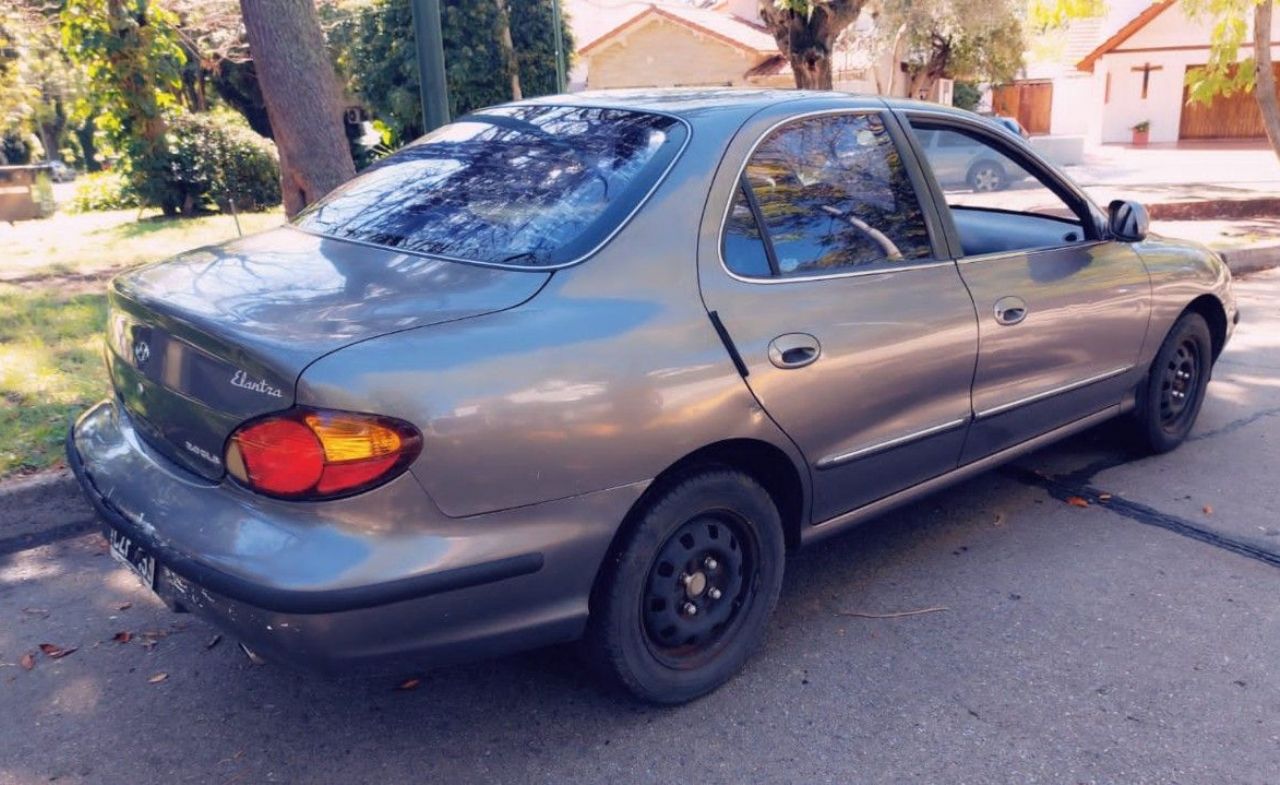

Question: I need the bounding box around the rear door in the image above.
[902,112,1151,461]
[699,107,979,523]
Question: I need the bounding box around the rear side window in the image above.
[722,112,933,278]
[294,105,687,267]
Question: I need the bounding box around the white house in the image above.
[1076,0,1280,143]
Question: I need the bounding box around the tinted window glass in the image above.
[911,125,1083,223]
[742,113,932,277]
[909,123,1090,256]
[722,184,773,277]
[294,105,686,267]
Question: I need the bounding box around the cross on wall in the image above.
[1131,62,1163,99]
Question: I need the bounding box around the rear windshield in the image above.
[293,105,687,267]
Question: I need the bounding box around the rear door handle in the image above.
[768,333,821,369]
[993,296,1028,326]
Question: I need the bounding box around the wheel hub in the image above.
[642,514,753,664]
[1159,339,1200,426]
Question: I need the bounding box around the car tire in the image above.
[966,161,1007,192]
[583,468,785,704]
[1128,311,1213,454]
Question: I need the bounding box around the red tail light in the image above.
[225,408,423,500]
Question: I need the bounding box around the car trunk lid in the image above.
[107,227,550,479]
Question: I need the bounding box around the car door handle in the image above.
[768,333,821,369]
[993,296,1028,326]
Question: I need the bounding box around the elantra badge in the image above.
[230,369,284,399]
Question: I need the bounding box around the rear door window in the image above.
[295,105,687,267]
[722,112,934,278]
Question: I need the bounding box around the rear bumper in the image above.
[68,400,644,672]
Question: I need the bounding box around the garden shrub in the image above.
[69,171,140,212]
[132,110,281,216]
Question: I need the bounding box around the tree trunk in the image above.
[1256,0,1280,162]
[759,1,867,91]
[75,114,100,172]
[240,0,355,216]
[495,0,523,100]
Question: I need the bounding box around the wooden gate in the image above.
[992,82,1053,135]
[1179,64,1280,139]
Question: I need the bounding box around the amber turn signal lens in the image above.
[226,408,422,500]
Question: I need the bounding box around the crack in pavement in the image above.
[1002,466,1280,570]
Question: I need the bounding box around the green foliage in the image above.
[952,80,982,110]
[882,0,1025,93]
[68,170,140,212]
[1182,0,1264,104]
[132,109,280,215]
[61,0,185,144]
[332,0,573,145]
[1026,0,1104,30]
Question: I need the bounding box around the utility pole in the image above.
[551,0,566,92]
[409,0,451,133]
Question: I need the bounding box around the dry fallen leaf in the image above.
[20,608,50,617]
[112,631,133,644]
[993,513,1005,527]
[117,602,132,611]
[1098,493,1113,502]
[396,677,422,691]
[38,643,77,660]
[1066,496,1090,508]
[205,634,222,650]
[1203,504,1214,516]
[148,672,168,684]
[19,653,35,671]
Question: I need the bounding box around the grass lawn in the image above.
[0,207,284,479]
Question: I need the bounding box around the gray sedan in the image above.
[69,90,1237,704]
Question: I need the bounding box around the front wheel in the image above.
[1129,312,1213,454]
[583,469,785,704]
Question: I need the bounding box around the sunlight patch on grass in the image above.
[0,285,110,476]
[0,208,284,282]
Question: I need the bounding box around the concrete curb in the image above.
[1147,197,1280,221]
[1219,244,1280,276]
[0,468,96,555]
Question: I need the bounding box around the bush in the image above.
[69,171,140,212]
[132,110,281,216]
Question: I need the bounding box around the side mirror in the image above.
[1108,199,1150,242]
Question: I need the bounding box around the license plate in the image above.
[107,528,157,590]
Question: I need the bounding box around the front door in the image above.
[904,114,1151,462]
[700,109,979,522]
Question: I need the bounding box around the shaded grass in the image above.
[0,287,109,476]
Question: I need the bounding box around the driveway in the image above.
[2,271,1278,785]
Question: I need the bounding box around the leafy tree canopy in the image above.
[329,0,573,145]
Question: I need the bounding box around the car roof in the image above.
[514,89,981,128]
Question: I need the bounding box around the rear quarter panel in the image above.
[296,118,807,518]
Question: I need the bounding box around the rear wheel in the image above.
[584,469,785,704]
[1129,312,1213,454]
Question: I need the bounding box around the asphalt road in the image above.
[2,271,1278,785]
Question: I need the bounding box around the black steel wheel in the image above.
[1130,311,1213,454]
[583,469,785,704]
[642,512,756,669]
